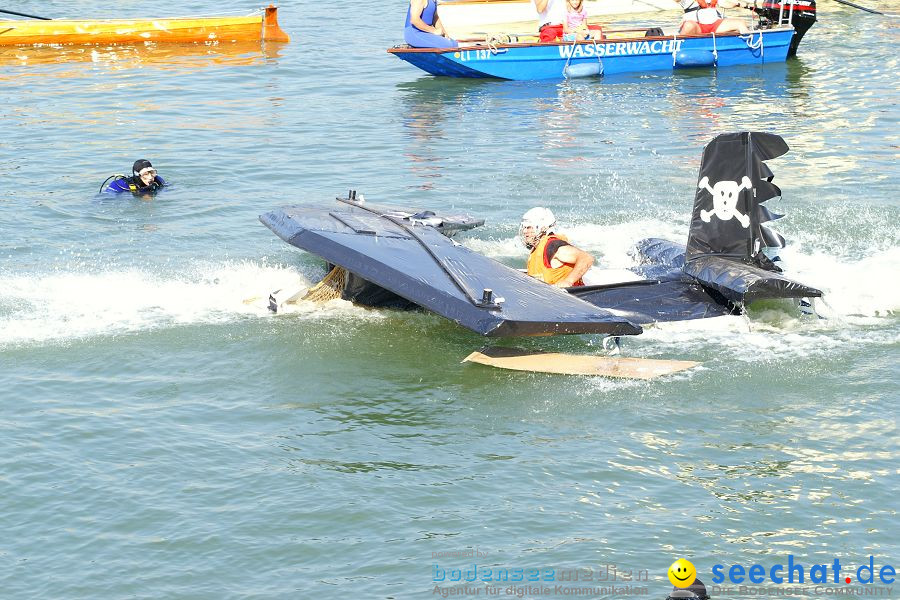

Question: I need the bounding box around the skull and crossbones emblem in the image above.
[698,175,752,228]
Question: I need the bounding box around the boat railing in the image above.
[455,26,679,45]
[777,0,797,27]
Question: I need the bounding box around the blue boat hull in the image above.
[390,28,794,80]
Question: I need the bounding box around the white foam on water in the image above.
[627,244,899,364]
[778,245,900,320]
[566,219,687,269]
[0,261,378,347]
[459,219,898,365]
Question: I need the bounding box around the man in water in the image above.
[520,207,594,287]
[104,159,166,196]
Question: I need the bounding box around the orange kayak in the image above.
[0,5,289,46]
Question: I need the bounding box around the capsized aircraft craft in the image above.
[260,132,822,377]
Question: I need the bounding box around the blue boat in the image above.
[390,25,795,80]
[390,0,818,80]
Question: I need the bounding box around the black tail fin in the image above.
[683,132,822,303]
[685,131,789,270]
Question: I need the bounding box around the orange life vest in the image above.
[526,234,584,286]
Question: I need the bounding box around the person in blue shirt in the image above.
[103,159,166,196]
[404,0,457,48]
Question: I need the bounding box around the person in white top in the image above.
[534,0,568,42]
[676,0,754,35]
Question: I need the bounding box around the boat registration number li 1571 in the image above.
[456,49,496,61]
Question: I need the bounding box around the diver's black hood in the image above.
[130,159,160,191]
[132,159,153,176]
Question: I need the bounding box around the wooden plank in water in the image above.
[462,346,699,379]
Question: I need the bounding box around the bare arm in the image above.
[552,244,595,287]
[409,0,442,34]
[434,15,447,37]
[534,0,550,14]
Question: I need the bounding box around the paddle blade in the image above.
[462,347,700,379]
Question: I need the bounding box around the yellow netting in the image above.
[301,266,347,303]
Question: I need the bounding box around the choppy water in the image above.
[1,1,897,598]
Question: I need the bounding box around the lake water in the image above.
[1,1,897,598]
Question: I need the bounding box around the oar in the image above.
[0,8,51,20]
[832,0,885,15]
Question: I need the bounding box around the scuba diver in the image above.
[102,159,166,196]
[520,207,594,288]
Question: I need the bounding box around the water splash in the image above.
[0,261,377,347]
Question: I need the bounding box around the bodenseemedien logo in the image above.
[669,559,697,588]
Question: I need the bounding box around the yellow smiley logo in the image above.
[668,558,697,587]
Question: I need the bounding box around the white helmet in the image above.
[519,207,556,249]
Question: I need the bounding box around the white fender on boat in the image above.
[564,61,603,78]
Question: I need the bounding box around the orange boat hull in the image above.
[0,5,289,46]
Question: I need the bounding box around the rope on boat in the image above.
[562,36,601,79]
[741,29,764,57]
[671,31,677,66]
[670,31,719,67]
[712,31,718,67]
[485,34,511,54]
[562,34,577,76]
[302,266,347,302]
[590,37,601,76]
